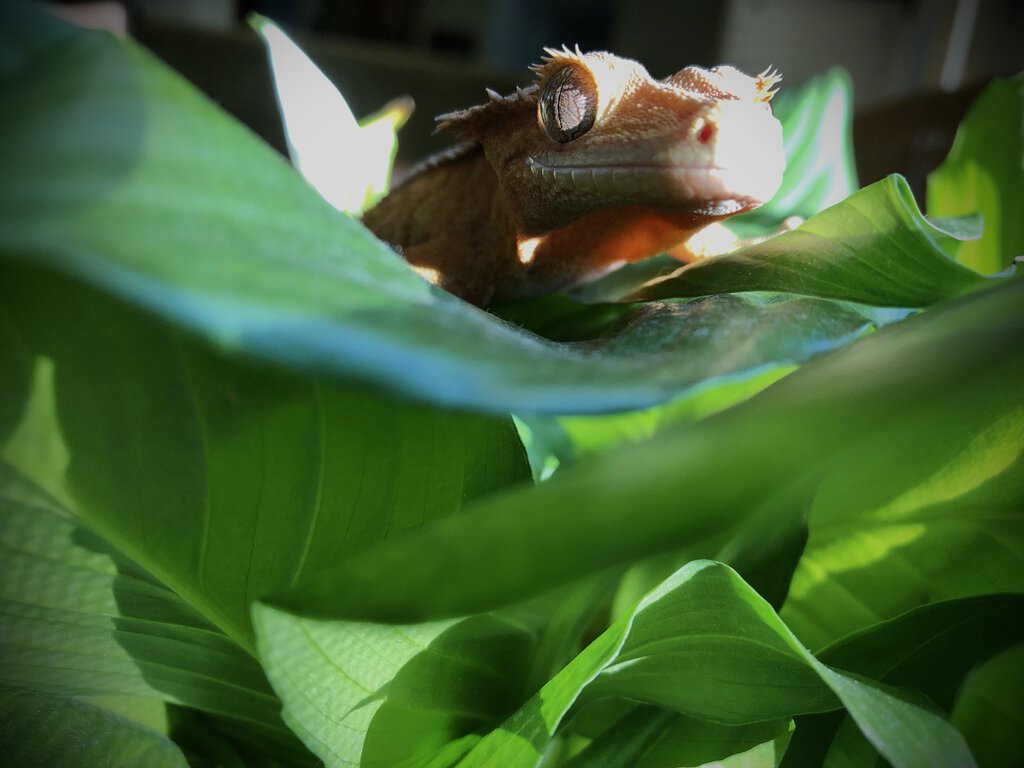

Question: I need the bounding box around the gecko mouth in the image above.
[524,156,780,207]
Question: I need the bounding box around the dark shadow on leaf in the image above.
[63,526,318,766]
[357,614,537,765]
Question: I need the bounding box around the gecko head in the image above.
[437,47,785,235]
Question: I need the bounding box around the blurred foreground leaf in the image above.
[275,277,1024,622]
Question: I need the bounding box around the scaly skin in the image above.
[362,47,785,306]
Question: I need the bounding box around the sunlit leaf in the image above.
[250,13,411,213]
[253,605,534,767]
[928,74,1024,274]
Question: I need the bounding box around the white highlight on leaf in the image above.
[250,15,411,214]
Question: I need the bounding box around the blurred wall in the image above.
[114,0,1021,191]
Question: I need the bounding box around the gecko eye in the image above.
[539,65,597,143]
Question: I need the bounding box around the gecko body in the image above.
[362,47,785,306]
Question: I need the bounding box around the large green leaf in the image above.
[273,276,1023,623]
[1,264,529,655]
[0,459,316,764]
[927,74,1024,274]
[0,4,990,417]
[0,688,189,768]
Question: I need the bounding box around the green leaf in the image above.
[1,265,529,654]
[928,74,1024,274]
[952,644,1024,768]
[817,595,1024,709]
[0,5,971,416]
[0,461,161,704]
[459,561,972,768]
[814,668,974,768]
[0,300,31,443]
[253,605,536,767]
[563,707,793,768]
[0,687,188,768]
[274,278,1024,624]
[249,13,410,214]
[508,292,902,477]
[0,459,313,762]
[252,578,613,767]
[632,175,994,307]
[782,380,1024,649]
[782,595,1024,768]
[516,364,796,482]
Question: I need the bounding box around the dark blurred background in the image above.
[52,0,1023,198]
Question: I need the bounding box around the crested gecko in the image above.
[362,47,784,307]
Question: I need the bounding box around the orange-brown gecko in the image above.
[362,47,784,307]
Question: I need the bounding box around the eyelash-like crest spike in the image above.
[754,66,782,102]
[434,83,539,136]
[530,44,591,87]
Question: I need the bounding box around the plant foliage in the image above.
[1,4,1021,767]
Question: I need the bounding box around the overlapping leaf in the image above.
[564,709,793,768]
[454,562,971,768]
[794,596,1024,766]
[630,175,994,306]
[1,264,529,654]
[928,74,1024,274]
[253,562,973,768]
[0,460,315,760]
[952,644,1024,768]
[274,277,1024,623]
[0,688,189,768]
[252,606,536,767]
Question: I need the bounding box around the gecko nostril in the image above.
[697,122,715,144]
